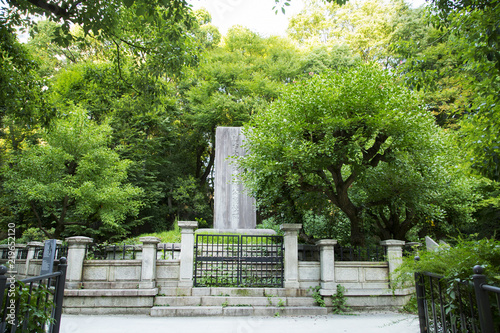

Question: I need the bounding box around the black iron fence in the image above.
[0,245,67,261]
[298,244,319,261]
[415,265,500,333]
[16,249,28,260]
[0,258,67,333]
[158,243,180,260]
[335,244,386,262]
[297,243,386,262]
[85,243,139,260]
[194,234,284,288]
[33,246,68,260]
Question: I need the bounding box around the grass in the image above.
[122,223,181,244]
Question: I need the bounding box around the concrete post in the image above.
[380,239,405,287]
[25,241,44,277]
[280,224,302,289]
[140,236,161,289]
[316,239,337,296]
[178,221,198,288]
[65,236,93,289]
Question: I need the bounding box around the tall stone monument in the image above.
[213,127,256,231]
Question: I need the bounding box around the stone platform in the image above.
[196,228,277,235]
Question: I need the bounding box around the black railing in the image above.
[33,245,67,260]
[193,234,284,288]
[298,244,319,261]
[472,266,500,333]
[55,246,68,260]
[297,243,387,262]
[0,258,67,333]
[415,265,500,333]
[335,244,386,261]
[85,243,138,260]
[16,249,28,260]
[158,243,180,260]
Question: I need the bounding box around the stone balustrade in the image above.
[0,224,410,313]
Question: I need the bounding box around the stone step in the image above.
[150,306,328,317]
[160,287,307,297]
[154,296,317,307]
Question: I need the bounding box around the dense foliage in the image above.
[0,0,497,245]
[395,237,500,285]
[237,64,472,246]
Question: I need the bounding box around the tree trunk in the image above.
[348,213,365,247]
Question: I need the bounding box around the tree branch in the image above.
[111,38,141,94]
[58,195,69,225]
[200,147,215,185]
[312,169,339,205]
[363,133,389,167]
[25,0,71,19]
[29,201,52,238]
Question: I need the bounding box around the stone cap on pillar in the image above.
[280,224,302,232]
[27,241,44,247]
[380,240,406,247]
[316,239,338,247]
[178,221,198,230]
[139,236,161,245]
[65,236,93,245]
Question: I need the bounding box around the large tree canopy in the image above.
[2,108,144,240]
[238,64,468,245]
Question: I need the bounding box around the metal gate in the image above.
[193,234,284,288]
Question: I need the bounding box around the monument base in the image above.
[196,228,277,235]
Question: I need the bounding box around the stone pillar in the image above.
[140,236,160,289]
[178,221,198,288]
[280,224,301,289]
[316,239,337,296]
[65,236,93,289]
[25,241,43,277]
[380,239,405,287]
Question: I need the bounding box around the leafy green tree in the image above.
[238,64,458,245]
[176,28,304,226]
[388,0,500,235]
[2,108,143,240]
[359,147,478,241]
[288,0,399,62]
[0,24,50,153]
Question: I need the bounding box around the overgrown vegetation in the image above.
[0,0,498,246]
[3,282,55,333]
[309,284,350,313]
[393,237,500,287]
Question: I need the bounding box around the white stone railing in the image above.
[0,223,406,294]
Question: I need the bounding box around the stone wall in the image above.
[0,223,412,314]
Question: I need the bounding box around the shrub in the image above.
[393,236,500,288]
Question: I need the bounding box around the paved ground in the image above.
[60,312,420,333]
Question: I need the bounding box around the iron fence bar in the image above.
[456,282,467,333]
[468,284,479,333]
[50,257,67,333]
[472,266,495,333]
[415,272,428,333]
[237,235,242,286]
[496,293,500,319]
[437,277,448,332]
[21,281,35,331]
[193,236,199,286]
[428,275,438,333]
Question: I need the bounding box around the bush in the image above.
[393,236,500,288]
